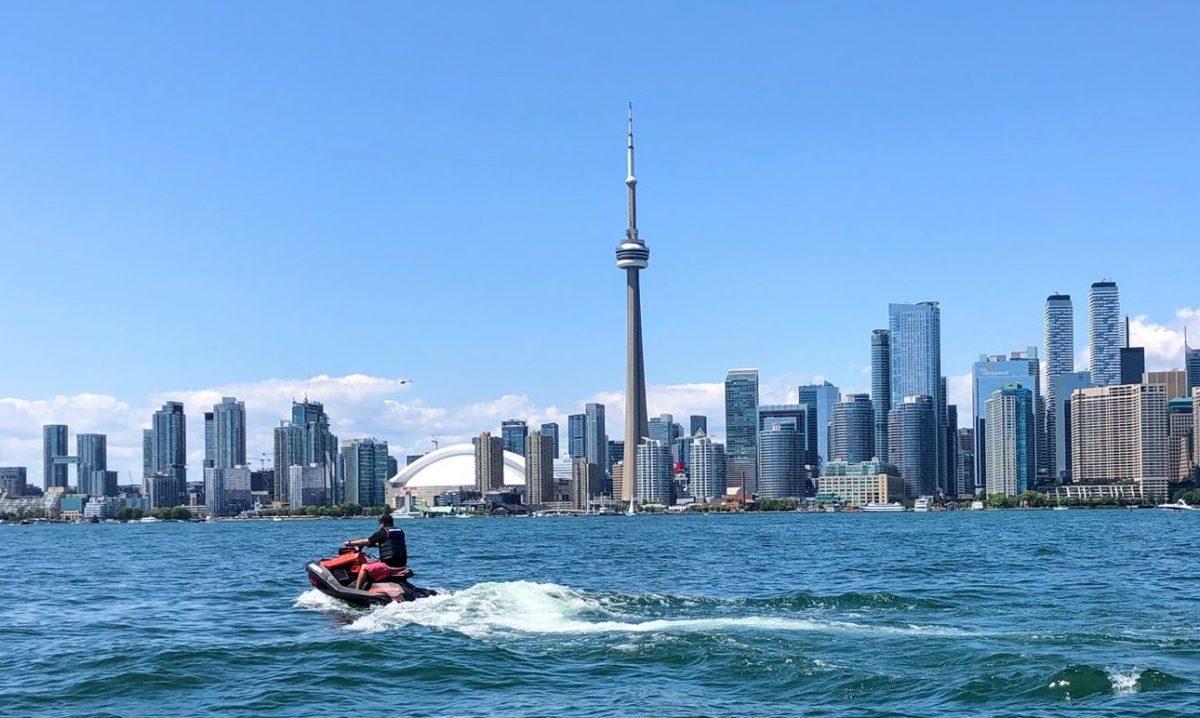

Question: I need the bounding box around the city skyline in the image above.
[1,5,1198,484]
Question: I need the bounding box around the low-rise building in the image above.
[818,460,905,506]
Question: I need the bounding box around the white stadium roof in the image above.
[389,443,526,489]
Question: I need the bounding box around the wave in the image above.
[1033,664,1183,699]
[304,581,968,639]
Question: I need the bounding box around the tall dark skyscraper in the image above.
[501,419,528,457]
[539,422,560,458]
[725,369,760,494]
[829,393,874,464]
[76,433,107,496]
[871,329,891,466]
[888,395,938,498]
[689,415,708,437]
[1043,294,1074,484]
[797,381,839,473]
[42,424,69,490]
[203,412,215,469]
[567,414,586,459]
[292,399,338,469]
[144,401,187,487]
[585,403,608,478]
[273,422,305,502]
[615,105,651,506]
[757,404,812,498]
[889,302,944,492]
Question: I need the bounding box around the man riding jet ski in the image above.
[305,514,437,607]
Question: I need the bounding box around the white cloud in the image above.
[1128,308,1200,371]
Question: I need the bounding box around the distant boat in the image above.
[390,510,418,520]
[1052,505,1069,511]
[913,497,931,512]
[863,502,903,512]
[969,500,984,511]
[1157,499,1196,512]
[138,516,159,523]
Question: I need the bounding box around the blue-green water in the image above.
[3,511,1199,717]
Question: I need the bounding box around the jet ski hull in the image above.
[304,550,438,608]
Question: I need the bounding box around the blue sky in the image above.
[1,2,1197,479]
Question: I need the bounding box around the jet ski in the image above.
[305,543,437,607]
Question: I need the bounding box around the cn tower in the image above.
[616,104,650,506]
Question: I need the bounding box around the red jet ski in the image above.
[305,544,437,607]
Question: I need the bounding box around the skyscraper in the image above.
[292,399,338,470]
[1186,329,1200,396]
[205,466,252,516]
[984,384,1035,497]
[648,414,681,445]
[145,401,186,497]
[1144,370,1189,401]
[725,369,760,493]
[539,422,560,459]
[1055,371,1092,483]
[1071,383,1168,497]
[77,433,107,496]
[634,438,672,504]
[203,412,215,469]
[473,432,504,494]
[871,329,892,463]
[972,349,1041,493]
[956,427,976,496]
[42,424,68,490]
[343,438,389,508]
[273,422,304,502]
[757,421,807,499]
[888,395,938,498]
[212,396,246,469]
[1120,317,1146,386]
[797,381,839,473]
[688,429,726,503]
[1165,398,1193,481]
[616,105,651,507]
[584,403,608,479]
[567,414,586,459]
[525,431,554,506]
[945,403,959,496]
[1088,281,1123,387]
[889,302,944,491]
[829,394,874,464]
[501,419,528,457]
[689,415,708,436]
[1043,294,1074,485]
[570,458,601,511]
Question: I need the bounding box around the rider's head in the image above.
[379,513,394,528]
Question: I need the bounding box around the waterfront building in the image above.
[688,430,726,502]
[567,414,587,459]
[203,412,215,469]
[1144,370,1189,401]
[570,458,601,511]
[956,428,975,496]
[585,403,609,480]
[871,329,892,463]
[819,460,905,506]
[798,381,839,473]
[273,422,305,503]
[540,422,560,458]
[829,394,874,463]
[759,404,816,470]
[1043,294,1074,488]
[1195,388,1200,469]
[1166,398,1194,481]
[725,368,760,494]
[501,420,528,457]
[1071,383,1169,497]
[984,384,1036,497]
[945,403,959,495]
[972,349,1042,492]
[616,106,651,508]
[343,438,389,508]
[1054,371,1093,482]
[611,462,625,502]
[42,424,69,490]
[212,396,247,469]
[888,395,938,497]
[144,401,187,499]
[757,419,808,499]
[1088,281,1123,387]
[473,432,505,494]
[634,438,672,504]
[77,433,108,497]
[292,399,338,472]
[689,415,708,436]
[889,302,944,491]
[205,466,253,516]
[147,474,182,509]
[0,467,28,497]
[525,431,555,506]
[608,440,624,481]
[286,465,327,508]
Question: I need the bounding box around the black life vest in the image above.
[378,528,408,567]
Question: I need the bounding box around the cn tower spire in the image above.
[615,104,650,509]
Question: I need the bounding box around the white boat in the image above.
[138,516,160,523]
[1157,499,1196,512]
[913,497,931,512]
[390,510,419,520]
[863,502,903,512]
[1052,505,1069,511]
[969,500,984,511]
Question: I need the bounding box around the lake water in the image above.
[3,511,1198,716]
